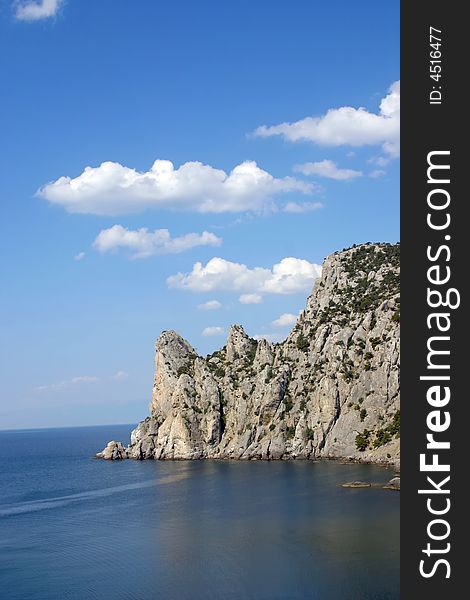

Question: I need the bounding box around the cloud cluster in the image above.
[92,225,221,259]
[38,159,313,216]
[15,0,62,21]
[254,81,400,157]
[294,160,362,180]
[167,256,321,295]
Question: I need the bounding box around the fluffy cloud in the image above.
[239,293,263,304]
[272,313,299,327]
[92,225,221,258]
[198,300,222,310]
[15,0,62,21]
[294,160,362,180]
[74,251,85,261]
[37,159,313,216]
[282,201,323,214]
[167,257,321,295]
[254,81,400,157]
[202,326,225,337]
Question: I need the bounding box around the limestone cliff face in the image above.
[98,243,400,465]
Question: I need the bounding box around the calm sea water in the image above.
[0,425,399,599]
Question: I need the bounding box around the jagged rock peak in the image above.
[157,329,196,353]
[303,242,400,320]
[254,337,274,367]
[98,242,400,466]
[226,324,257,362]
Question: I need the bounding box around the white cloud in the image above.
[74,251,85,261]
[34,375,99,393]
[15,0,62,21]
[271,312,299,327]
[294,160,362,180]
[253,81,400,157]
[70,376,98,384]
[92,225,221,258]
[282,201,323,214]
[198,300,222,310]
[369,169,386,179]
[239,293,263,304]
[37,159,313,216]
[202,326,225,337]
[33,371,129,392]
[167,256,322,295]
[111,371,129,381]
[368,155,390,167]
[253,333,285,344]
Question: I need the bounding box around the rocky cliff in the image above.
[98,243,400,465]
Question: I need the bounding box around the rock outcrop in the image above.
[96,440,127,460]
[97,243,400,466]
[384,476,401,490]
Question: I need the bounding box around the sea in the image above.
[0,425,399,599]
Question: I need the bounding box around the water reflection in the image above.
[141,461,399,600]
[0,427,399,600]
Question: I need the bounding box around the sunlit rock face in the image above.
[98,243,400,467]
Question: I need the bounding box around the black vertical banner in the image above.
[401,3,466,598]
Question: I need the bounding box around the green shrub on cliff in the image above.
[296,333,309,352]
[355,429,370,451]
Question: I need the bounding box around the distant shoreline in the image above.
[0,423,138,433]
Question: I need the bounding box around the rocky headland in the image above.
[97,243,400,466]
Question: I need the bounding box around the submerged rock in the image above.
[97,243,400,465]
[341,481,372,489]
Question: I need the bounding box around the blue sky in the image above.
[0,0,399,429]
